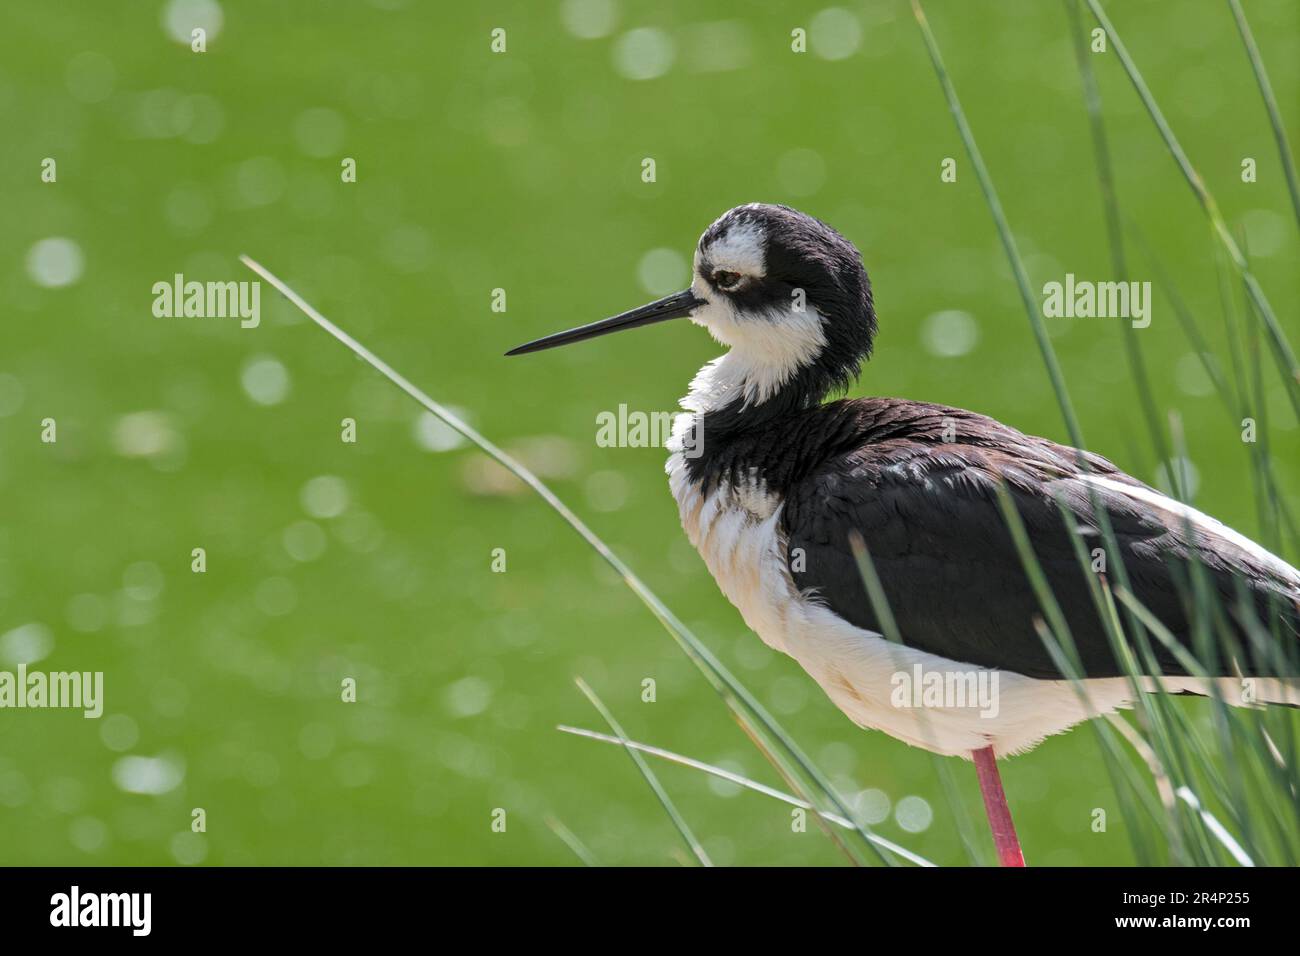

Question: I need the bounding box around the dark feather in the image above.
[695,397,1300,679]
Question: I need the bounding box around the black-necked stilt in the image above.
[507,203,1300,866]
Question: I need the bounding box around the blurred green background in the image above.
[1,0,1296,865]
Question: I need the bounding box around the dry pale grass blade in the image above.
[558,725,936,866]
[239,253,890,865]
[574,678,712,866]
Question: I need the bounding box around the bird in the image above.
[506,202,1300,866]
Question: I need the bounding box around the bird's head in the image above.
[507,203,876,410]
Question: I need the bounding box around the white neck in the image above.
[681,312,828,414]
[679,352,779,413]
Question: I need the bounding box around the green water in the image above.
[1,0,1296,865]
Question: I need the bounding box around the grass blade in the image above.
[846,532,985,865]
[574,678,712,866]
[544,815,602,867]
[240,254,889,865]
[1063,0,1173,481]
[910,0,1085,450]
[557,724,936,866]
[1175,787,1255,867]
[1085,0,1300,416]
[1227,0,1300,230]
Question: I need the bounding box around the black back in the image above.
[692,396,1300,680]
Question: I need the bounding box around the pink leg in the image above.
[972,745,1025,867]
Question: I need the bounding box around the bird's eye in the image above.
[712,270,742,290]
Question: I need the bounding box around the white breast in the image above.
[667,431,794,654]
[665,423,1300,758]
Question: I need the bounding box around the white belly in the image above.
[665,445,1300,758]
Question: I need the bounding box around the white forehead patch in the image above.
[696,221,766,278]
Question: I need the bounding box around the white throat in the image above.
[680,349,794,414]
[681,301,828,413]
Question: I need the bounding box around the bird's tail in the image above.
[1164,676,1300,709]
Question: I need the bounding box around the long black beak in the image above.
[505,288,701,356]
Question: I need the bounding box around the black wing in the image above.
[782,400,1300,679]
